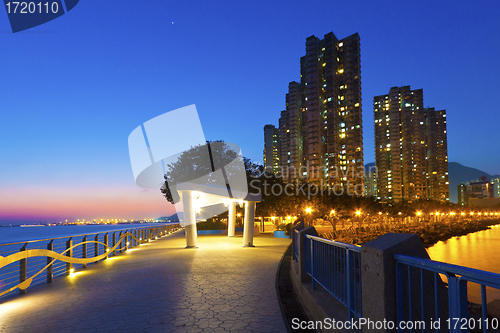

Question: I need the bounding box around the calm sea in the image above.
[0,223,171,244]
[428,224,500,303]
[0,223,176,299]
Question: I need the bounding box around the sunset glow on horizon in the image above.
[0,186,176,224]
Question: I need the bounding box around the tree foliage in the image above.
[160,141,242,204]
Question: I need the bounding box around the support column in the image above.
[181,190,198,248]
[228,201,236,237]
[242,201,256,247]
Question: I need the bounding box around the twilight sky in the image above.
[0,0,499,224]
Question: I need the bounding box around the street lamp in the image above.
[305,207,312,226]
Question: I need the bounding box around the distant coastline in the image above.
[0,223,175,244]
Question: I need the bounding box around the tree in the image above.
[160,141,245,204]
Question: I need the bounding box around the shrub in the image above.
[276,223,292,235]
[196,220,227,230]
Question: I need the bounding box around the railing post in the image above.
[448,275,469,333]
[47,240,53,283]
[112,232,116,256]
[104,233,109,259]
[295,227,318,283]
[361,233,432,333]
[94,234,99,264]
[20,243,27,294]
[82,236,87,269]
[346,248,355,321]
[94,234,99,263]
[66,237,73,275]
[395,262,404,333]
[310,237,315,289]
[119,231,123,252]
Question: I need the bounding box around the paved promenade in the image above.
[0,231,291,333]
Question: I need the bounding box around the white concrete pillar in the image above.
[228,201,236,237]
[180,191,198,248]
[242,201,256,247]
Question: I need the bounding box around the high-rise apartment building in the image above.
[374,86,449,202]
[263,124,280,174]
[365,164,377,197]
[279,32,364,194]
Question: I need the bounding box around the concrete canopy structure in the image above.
[127,105,258,249]
[176,182,261,248]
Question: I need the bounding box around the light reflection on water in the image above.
[427,224,500,304]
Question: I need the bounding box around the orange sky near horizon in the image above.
[0,186,177,222]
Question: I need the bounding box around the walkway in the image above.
[0,231,291,333]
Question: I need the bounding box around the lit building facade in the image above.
[365,164,377,197]
[263,124,280,174]
[374,86,449,202]
[491,175,500,198]
[458,177,495,205]
[279,32,364,194]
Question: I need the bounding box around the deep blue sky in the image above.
[1,0,499,222]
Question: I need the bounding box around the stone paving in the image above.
[0,231,291,333]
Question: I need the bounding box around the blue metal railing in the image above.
[294,229,299,262]
[305,234,362,319]
[0,223,181,300]
[395,254,500,333]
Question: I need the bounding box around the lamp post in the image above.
[329,209,337,231]
[305,207,312,227]
[355,210,361,228]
